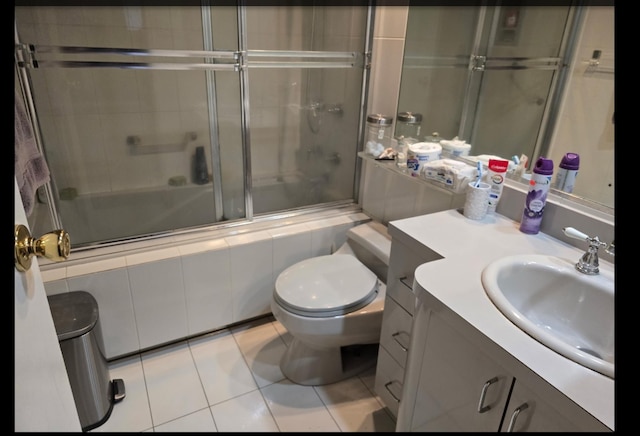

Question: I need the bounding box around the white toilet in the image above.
[271,220,391,386]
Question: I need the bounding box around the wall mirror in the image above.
[395,2,614,212]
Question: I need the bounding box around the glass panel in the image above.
[245,5,367,215]
[396,6,480,139]
[471,69,556,159]
[16,5,242,246]
[17,3,368,247]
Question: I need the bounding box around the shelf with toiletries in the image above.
[357,152,468,200]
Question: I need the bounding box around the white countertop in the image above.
[389,209,614,430]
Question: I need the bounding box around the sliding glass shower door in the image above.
[15,4,370,248]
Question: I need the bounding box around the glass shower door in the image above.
[15,4,370,248]
[15,5,243,246]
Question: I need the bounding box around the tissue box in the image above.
[421,159,476,193]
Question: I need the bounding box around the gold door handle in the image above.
[14,224,70,272]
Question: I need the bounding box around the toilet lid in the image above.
[274,254,379,317]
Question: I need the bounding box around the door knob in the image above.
[14,224,70,272]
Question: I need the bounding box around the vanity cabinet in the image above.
[399,292,611,432]
[374,235,442,418]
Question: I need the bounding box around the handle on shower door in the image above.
[14,224,70,272]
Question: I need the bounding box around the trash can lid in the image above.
[47,291,99,341]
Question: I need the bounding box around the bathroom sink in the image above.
[481,254,614,379]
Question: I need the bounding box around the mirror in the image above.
[395,3,614,212]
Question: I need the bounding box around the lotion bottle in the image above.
[519,157,554,234]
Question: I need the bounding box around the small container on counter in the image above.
[365,114,393,158]
[395,112,422,142]
[440,136,471,158]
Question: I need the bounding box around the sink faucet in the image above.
[563,227,608,275]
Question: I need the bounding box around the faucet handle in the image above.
[563,227,589,241]
[606,240,615,255]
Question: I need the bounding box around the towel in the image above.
[15,88,50,216]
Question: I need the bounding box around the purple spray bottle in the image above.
[519,157,554,234]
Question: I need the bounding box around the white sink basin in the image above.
[482,254,614,379]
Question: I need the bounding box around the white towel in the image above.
[15,88,50,216]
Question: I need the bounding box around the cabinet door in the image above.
[410,311,513,432]
[501,378,611,432]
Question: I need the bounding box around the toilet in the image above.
[271,220,391,385]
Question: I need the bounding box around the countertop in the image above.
[389,208,614,430]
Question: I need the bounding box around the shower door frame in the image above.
[15,3,374,250]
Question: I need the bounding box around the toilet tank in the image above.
[345,221,391,282]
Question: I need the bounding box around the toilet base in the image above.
[280,338,378,386]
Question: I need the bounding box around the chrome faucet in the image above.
[563,227,608,275]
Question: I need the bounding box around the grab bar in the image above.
[127,132,198,155]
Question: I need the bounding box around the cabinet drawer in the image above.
[380,296,412,368]
[375,346,405,419]
[387,239,442,314]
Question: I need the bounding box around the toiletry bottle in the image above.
[194,145,209,185]
[553,152,579,193]
[483,158,509,214]
[519,157,554,234]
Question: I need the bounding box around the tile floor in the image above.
[92,315,397,432]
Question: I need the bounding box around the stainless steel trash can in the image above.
[48,291,125,431]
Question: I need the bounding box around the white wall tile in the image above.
[67,269,139,359]
[360,159,390,222]
[374,6,409,39]
[270,226,313,279]
[66,256,127,278]
[41,267,67,282]
[228,237,273,322]
[367,37,405,118]
[43,279,69,296]
[128,258,188,349]
[383,174,420,222]
[181,248,233,336]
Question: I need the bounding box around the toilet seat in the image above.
[274,254,379,318]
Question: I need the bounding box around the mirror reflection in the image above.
[395,3,614,210]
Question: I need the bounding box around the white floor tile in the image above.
[153,408,217,432]
[189,329,259,406]
[89,316,392,433]
[210,390,280,432]
[314,377,396,432]
[260,379,341,432]
[92,355,152,433]
[231,319,287,388]
[358,365,378,394]
[141,341,209,427]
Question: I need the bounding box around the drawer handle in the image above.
[391,331,410,352]
[506,402,529,432]
[398,276,413,289]
[384,381,403,403]
[477,377,499,413]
